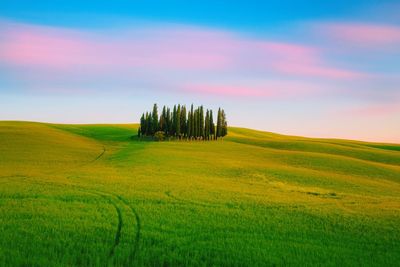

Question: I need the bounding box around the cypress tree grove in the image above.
[138,104,227,141]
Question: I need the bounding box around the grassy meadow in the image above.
[0,121,399,266]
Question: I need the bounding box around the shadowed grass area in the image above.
[0,121,399,266]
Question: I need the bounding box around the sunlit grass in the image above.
[0,121,399,266]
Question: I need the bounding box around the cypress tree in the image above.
[152,103,159,133]
[166,107,171,136]
[190,104,194,139]
[216,108,222,138]
[145,112,151,135]
[193,108,198,139]
[199,106,204,139]
[150,111,155,135]
[209,110,215,139]
[221,109,227,137]
[180,105,187,138]
[140,113,145,136]
[160,106,166,132]
[205,110,210,140]
[197,107,201,138]
[196,107,200,139]
[159,114,164,133]
[187,110,192,139]
[176,105,181,138]
[172,105,177,136]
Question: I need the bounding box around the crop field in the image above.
[0,121,399,266]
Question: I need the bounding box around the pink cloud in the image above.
[183,80,322,98]
[251,41,362,79]
[319,22,400,46]
[0,28,100,69]
[0,21,231,70]
[184,84,272,97]
[0,19,364,81]
[272,62,363,79]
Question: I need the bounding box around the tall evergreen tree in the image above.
[172,105,177,136]
[209,110,215,139]
[197,108,201,138]
[176,105,181,138]
[180,105,187,138]
[216,108,222,138]
[146,112,152,135]
[199,106,204,139]
[152,103,159,133]
[198,108,201,138]
[187,110,192,139]
[221,109,227,137]
[140,113,145,136]
[193,108,198,139]
[160,106,166,132]
[190,104,194,139]
[205,110,210,140]
[166,107,171,135]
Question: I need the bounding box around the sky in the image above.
[0,0,399,142]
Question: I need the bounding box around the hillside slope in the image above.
[0,121,399,266]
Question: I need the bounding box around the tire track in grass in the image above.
[0,184,121,266]
[0,178,122,260]
[81,145,141,265]
[0,177,131,265]
[96,193,123,259]
[90,146,106,163]
[70,144,141,265]
[53,144,126,261]
[114,194,141,265]
[1,144,142,265]
[90,190,141,266]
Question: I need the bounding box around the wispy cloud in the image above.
[0,19,364,81]
[316,22,400,48]
[183,80,323,98]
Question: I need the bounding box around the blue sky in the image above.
[1,1,397,27]
[0,0,399,142]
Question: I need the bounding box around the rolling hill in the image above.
[0,121,399,266]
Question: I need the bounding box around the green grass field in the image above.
[0,121,399,266]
